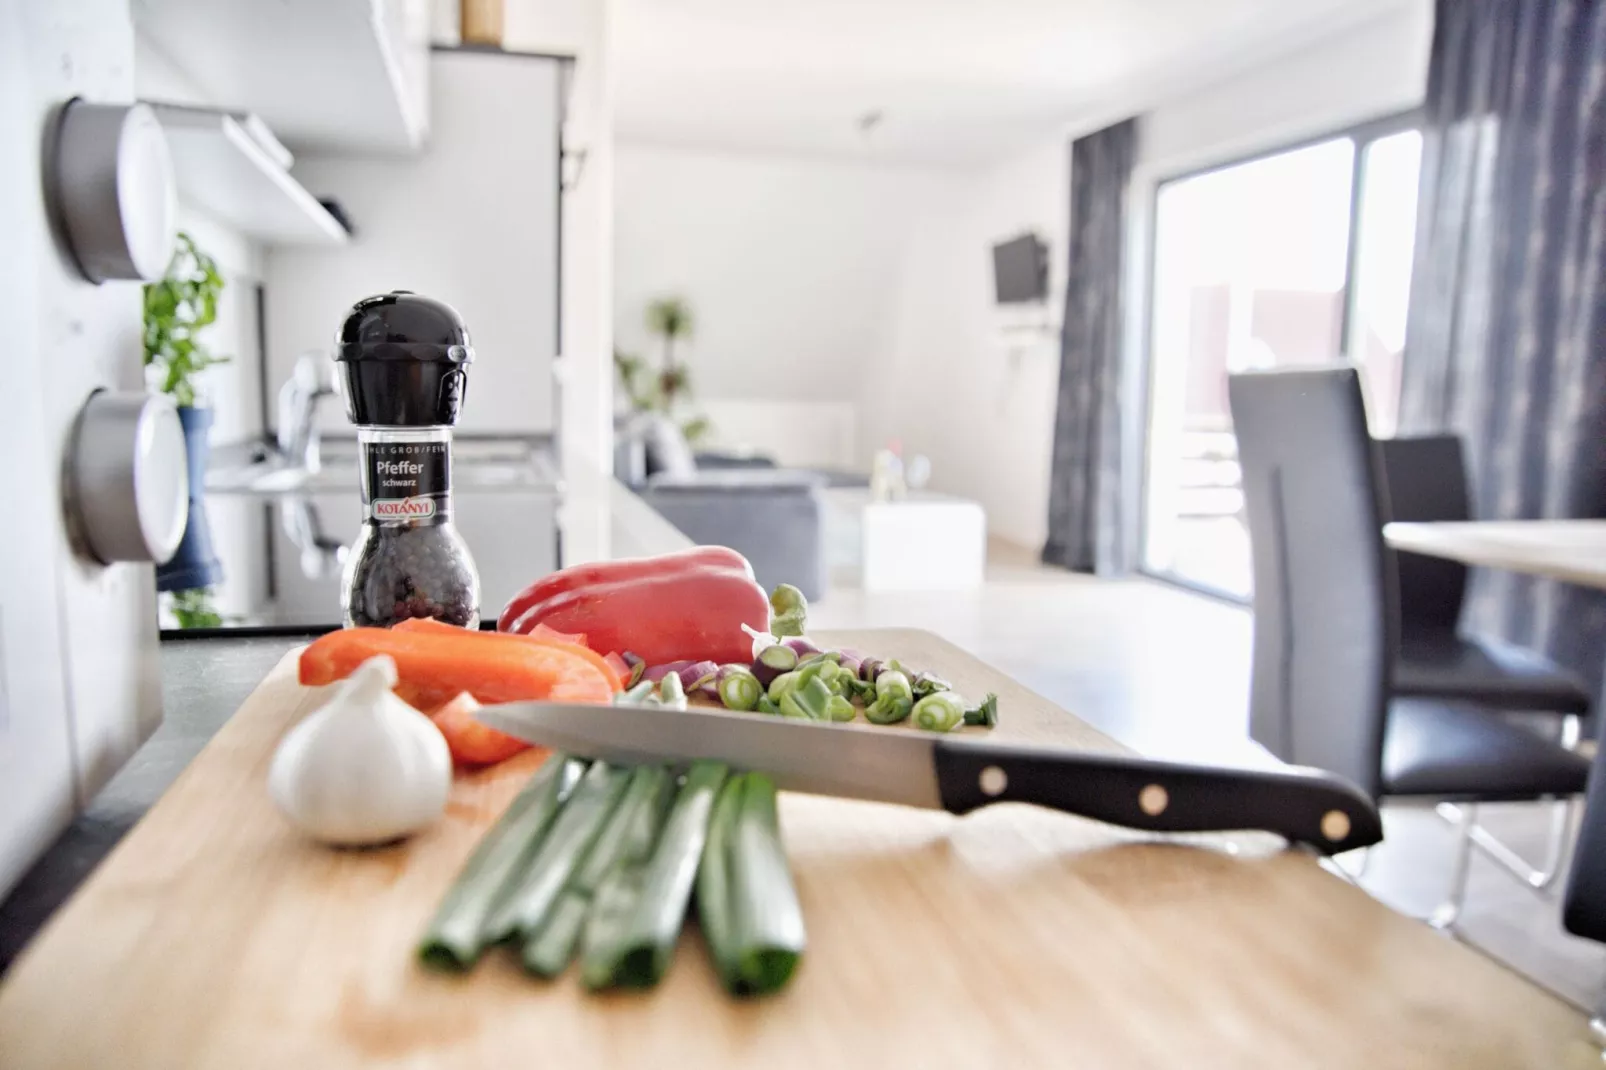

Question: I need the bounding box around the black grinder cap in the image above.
[335,291,475,426]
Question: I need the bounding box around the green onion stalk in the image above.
[580,761,729,989]
[697,773,805,997]
[521,764,675,978]
[417,755,585,971]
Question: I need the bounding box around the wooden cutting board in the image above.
[0,629,1595,1069]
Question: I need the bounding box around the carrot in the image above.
[430,691,541,766]
[300,624,618,715]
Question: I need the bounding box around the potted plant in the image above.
[622,296,711,444]
[143,231,227,613]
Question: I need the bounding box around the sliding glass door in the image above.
[1142,122,1422,599]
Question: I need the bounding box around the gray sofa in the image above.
[615,416,835,600]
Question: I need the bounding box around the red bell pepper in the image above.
[498,547,767,667]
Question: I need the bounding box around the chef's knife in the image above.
[475,702,1383,855]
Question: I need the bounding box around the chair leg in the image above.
[1562,714,1583,751]
[1435,797,1579,891]
[1431,802,1477,931]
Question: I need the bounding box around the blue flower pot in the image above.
[155,405,223,593]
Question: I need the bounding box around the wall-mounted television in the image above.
[991,234,1048,304]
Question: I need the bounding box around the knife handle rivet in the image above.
[1139,784,1168,816]
[979,765,1008,796]
[1321,810,1351,843]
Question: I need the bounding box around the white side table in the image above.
[860,493,987,591]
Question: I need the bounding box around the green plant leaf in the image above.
[645,297,693,341]
[142,230,226,405]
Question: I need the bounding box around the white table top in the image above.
[1384,519,1606,591]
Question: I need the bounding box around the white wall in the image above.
[614,143,958,467]
[874,1,1432,552]
[606,2,1431,550]
[264,50,563,438]
[874,140,1068,549]
[1136,0,1433,179]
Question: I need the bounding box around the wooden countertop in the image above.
[1386,519,1606,590]
[0,629,1594,1068]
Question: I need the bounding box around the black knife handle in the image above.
[932,738,1382,855]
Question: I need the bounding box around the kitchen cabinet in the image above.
[132,0,432,154]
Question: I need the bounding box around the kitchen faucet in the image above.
[277,352,337,473]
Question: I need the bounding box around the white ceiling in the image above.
[612,0,1419,166]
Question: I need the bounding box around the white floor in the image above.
[813,552,1606,1015]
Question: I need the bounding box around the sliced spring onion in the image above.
[484,761,631,942]
[616,679,655,706]
[864,694,912,724]
[779,676,835,720]
[657,671,688,709]
[912,692,966,732]
[757,644,799,674]
[768,584,808,637]
[417,754,585,971]
[964,692,1000,727]
[717,666,763,711]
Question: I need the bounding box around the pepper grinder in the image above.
[334,291,481,628]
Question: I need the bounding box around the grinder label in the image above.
[361,441,451,525]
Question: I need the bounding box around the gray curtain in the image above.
[1400,0,1606,703]
[1042,118,1137,574]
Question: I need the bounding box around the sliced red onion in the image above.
[645,660,720,693]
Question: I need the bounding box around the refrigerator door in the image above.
[0,0,179,898]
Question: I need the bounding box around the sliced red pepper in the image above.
[499,547,767,667]
[430,691,537,766]
[300,623,618,715]
[603,652,631,688]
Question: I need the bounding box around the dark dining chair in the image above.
[1379,434,1589,716]
[1228,366,1589,927]
[1379,434,1590,890]
[1562,738,1606,1044]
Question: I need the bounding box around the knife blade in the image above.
[475,702,1383,855]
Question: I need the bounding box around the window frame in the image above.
[1135,108,1424,604]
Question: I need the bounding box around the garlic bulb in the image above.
[269,654,452,846]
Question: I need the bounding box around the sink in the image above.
[207,440,559,496]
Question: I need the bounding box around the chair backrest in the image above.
[1227,367,1395,798]
[1563,740,1606,944]
[1376,434,1471,630]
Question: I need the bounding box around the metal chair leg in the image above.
[1430,802,1477,931]
[1435,797,1579,891]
